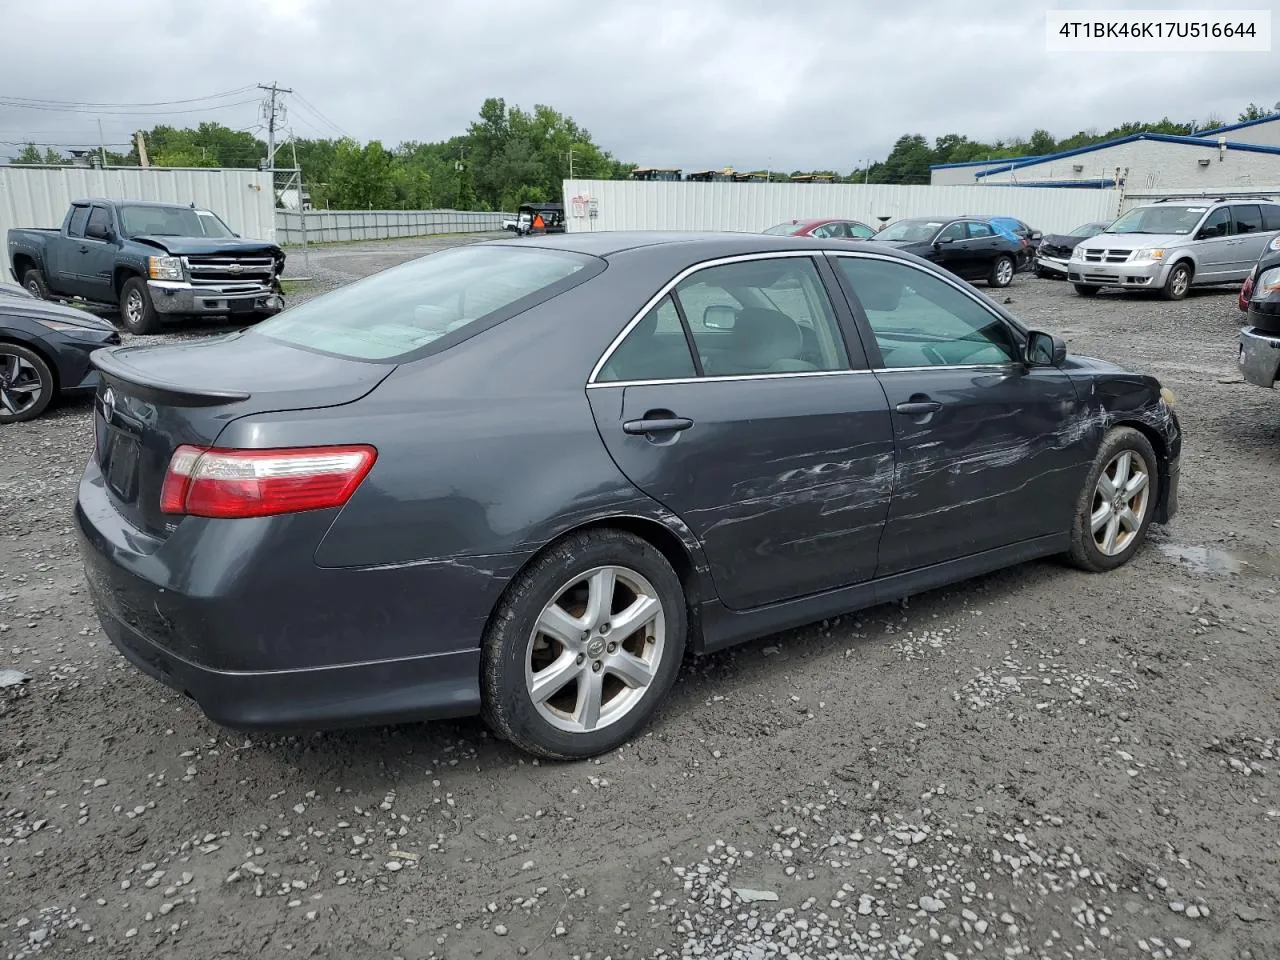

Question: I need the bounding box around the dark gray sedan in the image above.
[76,232,1182,759]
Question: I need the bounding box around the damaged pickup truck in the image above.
[1238,239,1280,390]
[7,199,285,334]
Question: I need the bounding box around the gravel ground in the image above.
[2,236,1278,960]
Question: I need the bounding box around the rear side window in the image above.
[966,222,995,238]
[256,245,595,361]
[1263,204,1280,231]
[1233,205,1263,234]
[67,206,90,238]
[596,296,696,383]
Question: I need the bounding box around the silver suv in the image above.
[1068,197,1280,300]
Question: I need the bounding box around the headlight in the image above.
[1159,387,1177,408]
[34,319,100,334]
[147,256,183,281]
[1255,265,1280,298]
[1071,246,1086,260]
[1133,248,1165,261]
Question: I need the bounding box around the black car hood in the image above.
[130,235,282,257]
[0,295,115,330]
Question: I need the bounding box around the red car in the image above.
[764,218,876,240]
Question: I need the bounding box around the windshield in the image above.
[255,245,592,361]
[873,220,943,243]
[763,222,807,236]
[1106,205,1206,235]
[1069,221,1108,237]
[119,205,235,238]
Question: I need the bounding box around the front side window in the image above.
[838,257,1020,368]
[596,295,696,383]
[938,222,967,242]
[848,222,876,239]
[674,258,849,376]
[86,206,112,238]
[1199,207,1230,238]
[258,245,593,361]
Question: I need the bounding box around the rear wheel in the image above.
[1066,427,1159,572]
[1161,262,1192,301]
[119,277,161,335]
[23,269,51,301]
[988,255,1015,288]
[1073,283,1100,297]
[481,529,687,759]
[0,343,54,424]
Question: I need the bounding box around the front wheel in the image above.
[481,529,687,760]
[1073,283,1100,297]
[119,277,161,335]
[1066,427,1159,572]
[1160,262,1192,301]
[987,255,1015,288]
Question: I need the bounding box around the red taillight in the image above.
[1239,275,1254,311]
[160,444,377,519]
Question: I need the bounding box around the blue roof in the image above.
[1197,112,1280,137]
[929,155,1045,170]
[974,132,1280,179]
[996,179,1118,188]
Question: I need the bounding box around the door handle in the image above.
[78,246,89,253]
[623,416,693,435]
[895,400,942,415]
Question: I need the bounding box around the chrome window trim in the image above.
[587,369,875,390]
[586,250,834,385]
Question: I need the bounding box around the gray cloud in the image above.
[3,0,1276,171]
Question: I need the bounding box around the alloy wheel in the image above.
[525,565,666,734]
[1171,268,1189,298]
[124,290,144,326]
[1090,450,1151,556]
[996,258,1014,285]
[0,351,44,417]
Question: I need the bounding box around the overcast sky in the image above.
[3,0,1277,171]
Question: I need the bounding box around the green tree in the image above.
[328,138,395,209]
[11,143,43,163]
[870,134,933,184]
[1238,102,1275,122]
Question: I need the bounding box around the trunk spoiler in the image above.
[91,347,251,406]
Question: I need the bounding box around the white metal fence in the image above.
[560,180,1125,235]
[275,210,511,245]
[0,165,276,248]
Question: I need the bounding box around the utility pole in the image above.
[97,118,106,167]
[257,81,293,170]
[135,130,149,167]
[566,147,576,179]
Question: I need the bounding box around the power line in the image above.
[291,91,348,139]
[0,86,258,109]
[0,98,261,116]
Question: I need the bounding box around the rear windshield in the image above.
[763,222,807,236]
[255,245,593,361]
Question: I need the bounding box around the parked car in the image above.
[1036,221,1113,279]
[869,216,1024,287]
[0,284,119,423]
[1238,237,1280,389]
[77,232,1182,760]
[1068,197,1280,300]
[8,199,286,335]
[764,218,876,240]
[974,216,1042,267]
[0,280,35,298]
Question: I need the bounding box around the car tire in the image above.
[988,255,1015,288]
[23,269,52,301]
[1073,284,1100,297]
[481,529,687,760]
[119,277,161,335]
[1160,262,1192,301]
[1065,426,1160,573]
[1034,267,1050,280]
[0,342,55,424]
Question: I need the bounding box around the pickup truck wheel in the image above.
[0,343,54,424]
[119,277,161,335]
[23,269,51,301]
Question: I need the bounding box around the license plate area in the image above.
[103,429,141,502]
[228,298,253,314]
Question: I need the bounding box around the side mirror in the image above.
[85,223,111,241]
[935,236,955,246]
[1026,330,1066,366]
[703,304,737,329]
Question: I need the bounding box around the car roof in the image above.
[71,198,199,209]
[486,230,941,263]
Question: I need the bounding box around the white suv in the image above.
[1068,197,1280,300]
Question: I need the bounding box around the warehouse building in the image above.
[930,113,1280,193]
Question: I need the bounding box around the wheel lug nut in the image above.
[576,653,585,665]
[607,642,617,653]
[591,661,602,673]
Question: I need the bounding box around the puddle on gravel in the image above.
[1155,543,1280,577]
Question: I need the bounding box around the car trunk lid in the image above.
[90,333,394,538]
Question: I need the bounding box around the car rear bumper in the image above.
[147,280,284,318]
[74,460,515,731]
[1239,327,1280,388]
